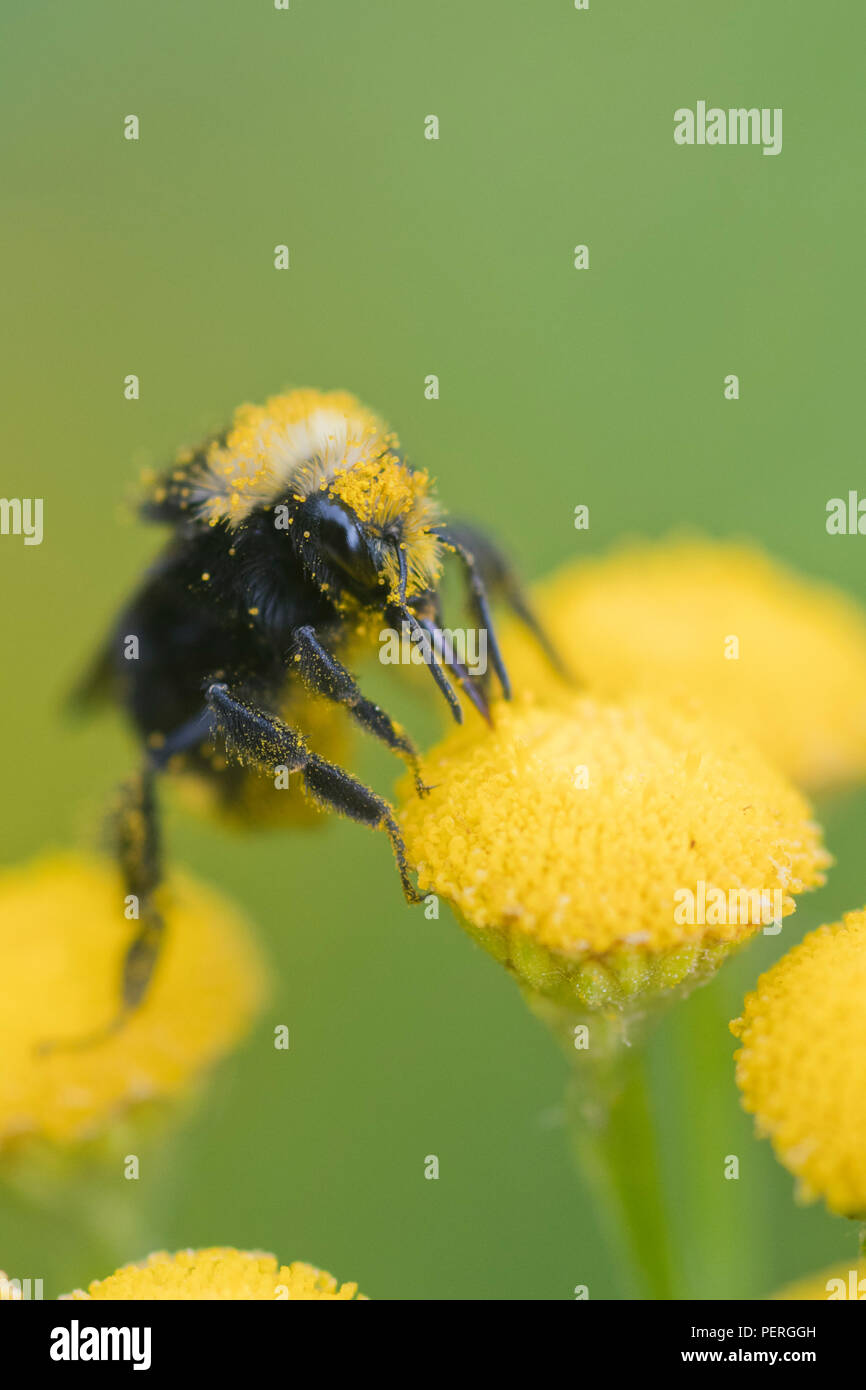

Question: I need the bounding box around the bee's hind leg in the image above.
[206,682,422,905]
[36,764,165,1055]
[113,709,218,1016]
[37,711,216,1056]
[112,763,165,1017]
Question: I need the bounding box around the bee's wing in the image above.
[67,633,119,716]
[138,428,229,526]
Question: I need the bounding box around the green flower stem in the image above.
[859,1223,866,1262]
[2,1168,156,1296]
[527,993,678,1300]
[0,1115,181,1294]
[568,1049,678,1299]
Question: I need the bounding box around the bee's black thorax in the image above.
[102,515,348,747]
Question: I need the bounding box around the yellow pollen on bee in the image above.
[174,389,443,595]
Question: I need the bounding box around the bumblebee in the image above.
[74,388,554,1039]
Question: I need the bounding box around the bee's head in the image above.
[288,459,504,723]
[292,455,444,611]
[172,386,512,721]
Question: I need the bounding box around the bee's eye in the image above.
[312,499,378,586]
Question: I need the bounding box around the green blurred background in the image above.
[1,0,864,1299]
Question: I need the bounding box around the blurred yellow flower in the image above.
[65,1247,365,1300]
[504,536,866,791]
[398,693,828,1009]
[770,1259,866,1301]
[0,854,267,1150]
[731,909,866,1217]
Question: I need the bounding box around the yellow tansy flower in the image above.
[504,536,866,791]
[64,1247,364,1300]
[0,854,266,1150]
[731,909,866,1218]
[398,694,828,1010]
[771,1259,866,1301]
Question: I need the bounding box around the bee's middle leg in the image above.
[290,624,430,794]
[206,682,422,904]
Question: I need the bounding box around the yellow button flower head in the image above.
[64,1248,365,1300]
[504,536,866,791]
[0,854,267,1151]
[398,694,828,1011]
[731,909,866,1218]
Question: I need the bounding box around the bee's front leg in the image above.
[289,625,431,795]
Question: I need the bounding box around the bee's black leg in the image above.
[289,625,430,795]
[37,765,166,1055]
[37,714,219,1055]
[206,682,422,904]
[434,520,565,683]
[110,712,223,1022]
[112,764,165,1014]
[149,706,217,767]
